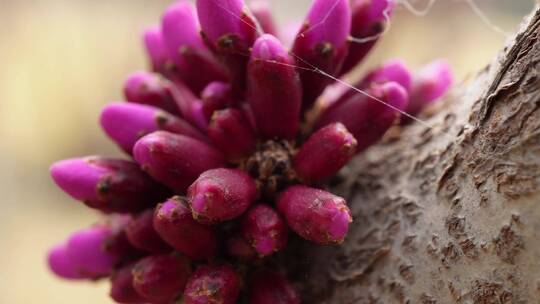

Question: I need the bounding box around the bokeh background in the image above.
[0,0,535,303]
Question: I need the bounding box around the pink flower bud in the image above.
[188,168,257,223]
[207,109,256,160]
[100,103,207,153]
[316,82,408,152]
[249,271,300,304]
[196,0,259,92]
[292,0,351,108]
[154,196,218,260]
[331,59,411,113]
[241,204,288,257]
[142,26,171,75]
[184,264,241,304]
[294,123,357,181]
[250,0,278,36]
[320,59,410,112]
[277,185,352,245]
[362,59,412,90]
[226,232,257,261]
[110,264,146,304]
[340,0,396,75]
[168,80,210,130]
[196,0,258,46]
[132,254,192,303]
[407,59,453,116]
[161,1,228,93]
[102,215,144,261]
[201,81,233,119]
[66,225,121,278]
[123,71,180,115]
[50,157,164,213]
[125,209,170,254]
[133,131,225,193]
[47,243,85,280]
[247,34,302,140]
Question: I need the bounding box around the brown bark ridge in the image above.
[288,6,540,304]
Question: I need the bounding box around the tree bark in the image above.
[290,6,540,304]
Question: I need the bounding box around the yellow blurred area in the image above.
[0,0,533,303]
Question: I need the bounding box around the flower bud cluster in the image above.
[48,0,452,302]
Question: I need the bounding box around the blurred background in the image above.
[0,0,535,303]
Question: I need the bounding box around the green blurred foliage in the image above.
[0,0,533,303]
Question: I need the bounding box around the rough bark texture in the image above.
[290,7,540,304]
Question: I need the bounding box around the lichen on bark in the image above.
[290,6,540,303]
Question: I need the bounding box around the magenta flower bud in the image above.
[323,60,411,119]
[110,264,146,304]
[292,0,351,108]
[241,204,288,257]
[188,168,258,223]
[277,185,352,245]
[66,225,121,278]
[161,1,227,94]
[47,243,85,280]
[249,271,300,304]
[100,103,207,153]
[184,264,241,304]
[50,157,163,213]
[168,80,210,130]
[226,233,257,261]
[294,123,357,182]
[196,0,259,91]
[125,209,170,254]
[133,131,225,193]
[207,109,256,160]
[123,71,180,115]
[340,0,396,75]
[327,59,411,114]
[316,82,409,152]
[103,215,144,261]
[320,59,410,113]
[322,59,410,110]
[250,0,278,36]
[201,81,232,120]
[407,59,453,116]
[132,254,192,303]
[362,59,412,91]
[154,196,218,260]
[196,0,258,46]
[247,34,302,140]
[143,26,171,75]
